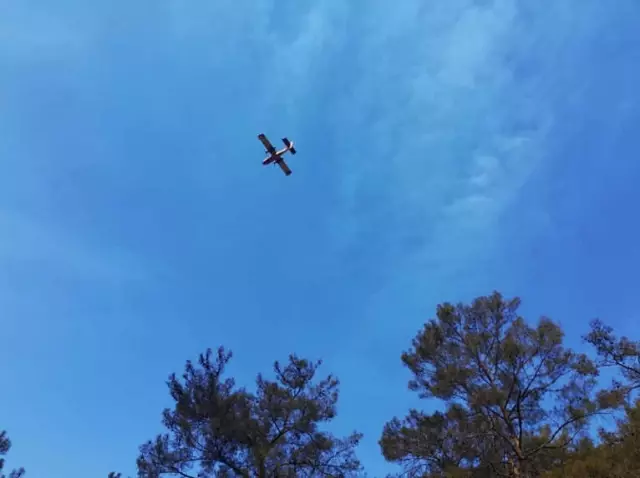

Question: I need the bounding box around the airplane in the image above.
[257,133,297,176]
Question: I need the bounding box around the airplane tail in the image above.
[282,137,297,155]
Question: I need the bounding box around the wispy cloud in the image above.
[292,0,553,287]
[145,0,556,322]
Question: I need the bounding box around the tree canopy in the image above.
[584,319,640,396]
[538,322,640,478]
[541,398,640,478]
[0,431,24,478]
[379,291,622,478]
[6,290,640,478]
[136,347,363,478]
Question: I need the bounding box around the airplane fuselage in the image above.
[262,146,292,165]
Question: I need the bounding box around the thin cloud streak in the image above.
[288,0,554,294]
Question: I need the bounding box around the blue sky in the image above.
[1,0,639,476]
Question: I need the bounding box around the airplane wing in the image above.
[257,133,276,155]
[276,158,292,176]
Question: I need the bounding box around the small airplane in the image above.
[257,133,297,176]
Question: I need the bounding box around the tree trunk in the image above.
[509,458,521,478]
[509,435,525,478]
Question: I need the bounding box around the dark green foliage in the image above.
[585,319,640,397]
[380,292,616,478]
[542,399,640,478]
[5,292,640,477]
[0,431,24,478]
[137,346,363,478]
